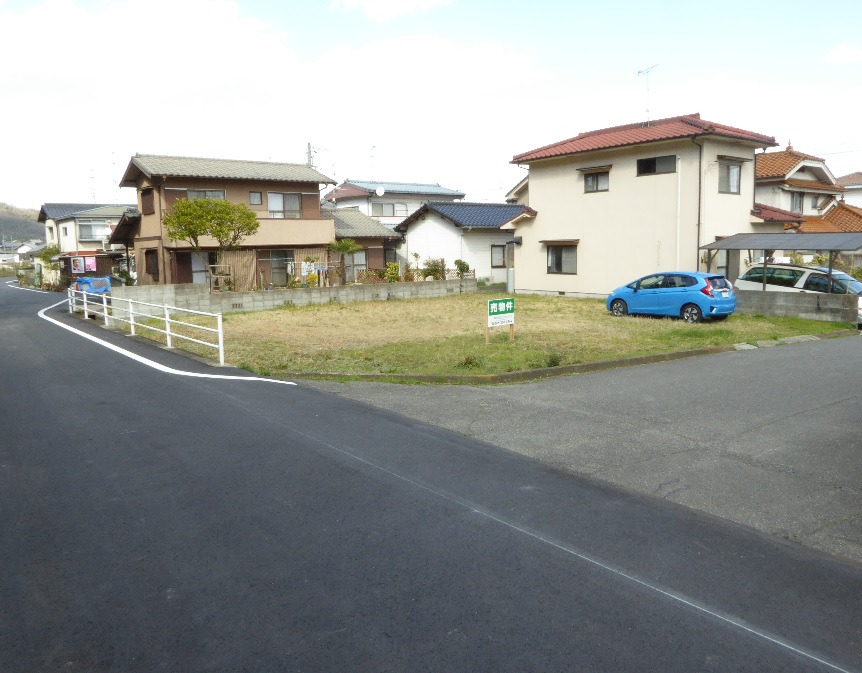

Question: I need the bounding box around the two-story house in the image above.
[755,146,843,217]
[837,172,862,208]
[111,154,335,290]
[324,180,465,229]
[504,113,780,296]
[37,203,133,282]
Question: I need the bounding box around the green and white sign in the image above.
[487,297,515,327]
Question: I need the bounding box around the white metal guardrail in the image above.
[67,288,225,366]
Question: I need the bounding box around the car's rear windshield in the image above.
[706,277,731,290]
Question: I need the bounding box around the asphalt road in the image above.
[2,280,862,672]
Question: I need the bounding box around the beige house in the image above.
[505,113,781,296]
[112,154,335,289]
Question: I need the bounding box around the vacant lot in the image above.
[209,294,848,378]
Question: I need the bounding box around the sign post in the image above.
[486,297,515,344]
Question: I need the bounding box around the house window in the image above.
[77,219,110,241]
[187,189,226,200]
[491,244,506,268]
[372,202,395,217]
[268,192,301,218]
[62,226,68,237]
[791,192,803,213]
[47,226,54,241]
[811,195,819,209]
[584,171,609,193]
[718,163,741,194]
[249,191,262,205]
[394,203,408,217]
[144,249,159,280]
[547,245,577,274]
[637,155,676,176]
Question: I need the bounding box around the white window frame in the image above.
[268,192,302,219]
[718,162,741,194]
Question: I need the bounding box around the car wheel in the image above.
[712,315,728,321]
[681,304,702,323]
[610,299,628,317]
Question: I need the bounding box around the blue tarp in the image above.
[74,277,111,294]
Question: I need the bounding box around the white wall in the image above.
[401,214,512,281]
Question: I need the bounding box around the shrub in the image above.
[454,259,470,279]
[422,257,446,280]
[384,262,400,283]
[306,272,318,287]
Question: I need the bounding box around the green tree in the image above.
[163,198,259,255]
[36,244,61,270]
[327,238,363,285]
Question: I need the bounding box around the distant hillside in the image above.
[0,202,42,243]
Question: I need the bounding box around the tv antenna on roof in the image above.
[637,63,659,124]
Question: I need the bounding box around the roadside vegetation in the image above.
[177,294,849,379]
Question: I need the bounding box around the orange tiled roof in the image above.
[798,202,862,233]
[512,113,776,163]
[837,172,862,186]
[783,178,844,192]
[751,202,804,223]
[755,146,826,179]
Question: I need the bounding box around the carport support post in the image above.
[828,251,837,293]
[760,252,773,292]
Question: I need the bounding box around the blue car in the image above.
[606,272,736,323]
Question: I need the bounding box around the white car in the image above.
[734,263,862,327]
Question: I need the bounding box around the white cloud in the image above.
[329,0,452,22]
[824,43,862,64]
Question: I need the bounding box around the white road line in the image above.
[6,280,49,293]
[286,427,856,673]
[37,299,295,386]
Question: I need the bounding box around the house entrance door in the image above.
[173,252,193,284]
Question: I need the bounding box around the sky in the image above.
[2,0,861,210]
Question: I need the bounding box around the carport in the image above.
[701,233,862,291]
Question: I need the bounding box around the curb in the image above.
[277,329,859,385]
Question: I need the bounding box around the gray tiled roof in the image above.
[344,180,465,198]
[70,205,135,219]
[121,154,334,186]
[399,202,536,231]
[38,203,103,222]
[333,208,399,239]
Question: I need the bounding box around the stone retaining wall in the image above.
[735,289,859,325]
[111,279,477,315]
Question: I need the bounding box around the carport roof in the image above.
[701,233,862,251]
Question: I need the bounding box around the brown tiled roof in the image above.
[798,202,862,233]
[755,146,825,179]
[512,113,776,163]
[783,178,844,192]
[751,203,804,223]
[837,171,862,186]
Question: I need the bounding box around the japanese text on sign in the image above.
[487,298,515,327]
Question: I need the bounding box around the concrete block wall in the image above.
[111,278,478,315]
[735,290,859,325]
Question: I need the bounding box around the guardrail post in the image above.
[128,300,136,336]
[82,291,88,318]
[68,288,73,314]
[164,305,173,348]
[102,295,109,325]
[217,313,224,366]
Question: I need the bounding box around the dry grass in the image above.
[199,294,848,378]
